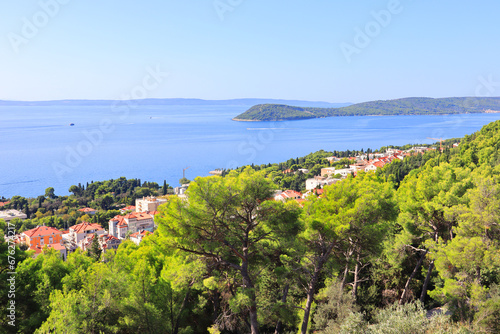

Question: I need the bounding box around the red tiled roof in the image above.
[278,190,302,199]
[23,226,62,238]
[312,189,324,195]
[130,230,152,238]
[0,201,10,207]
[70,222,103,234]
[78,208,96,213]
[30,243,65,254]
[47,243,66,251]
[103,235,120,241]
[123,212,153,221]
[118,220,128,227]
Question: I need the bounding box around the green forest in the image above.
[3,121,500,333]
[233,97,500,121]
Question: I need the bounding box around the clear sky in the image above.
[0,0,499,103]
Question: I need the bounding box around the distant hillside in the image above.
[0,98,350,108]
[232,97,500,121]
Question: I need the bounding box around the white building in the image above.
[130,230,152,245]
[364,164,378,172]
[69,222,105,244]
[109,212,156,239]
[306,176,327,190]
[174,184,189,196]
[335,168,353,178]
[135,197,167,212]
[0,209,27,222]
[80,233,121,253]
[320,167,336,177]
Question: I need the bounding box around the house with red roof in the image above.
[22,226,63,249]
[130,230,152,245]
[303,188,325,198]
[274,190,302,202]
[373,161,386,169]
[80,233,121,252]
[100,234,121,251]
[78,207,96,215]
[119,205,136,214]
[69,222,105,244]
[108,212,155,239]
[31,243,67,260]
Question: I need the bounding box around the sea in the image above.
[2,103,500,198]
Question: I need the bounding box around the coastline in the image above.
[232,111,495,122]
[232,118,261,122]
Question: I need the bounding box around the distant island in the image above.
[0,98,350,108]
[232,97,500,121]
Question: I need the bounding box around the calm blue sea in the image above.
[1,103,500,198]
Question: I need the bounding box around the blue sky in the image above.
[0,0,499,103]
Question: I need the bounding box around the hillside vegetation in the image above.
[233,96,500,121]
[5,121,500,333]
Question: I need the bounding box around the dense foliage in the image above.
[1,177,172,234]
[4,121,500,332]
[233,97,500,121]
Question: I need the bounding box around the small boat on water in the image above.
[70,123,75,126]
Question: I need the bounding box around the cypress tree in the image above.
[88,234,102,261]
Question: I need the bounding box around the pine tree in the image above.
[87,234,102,261]
[24,203,30,219]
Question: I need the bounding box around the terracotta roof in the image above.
[78,208,96,213]
[70,222,103,234]
[312,189,324,195]
[130,230,152,238]
[30,243,66,254]
[0,201,10,207]
[276,190,303,200]
[123,212,153,221]
[23,226,62,238]
[47,243,66,251]
[121,205,135,211]
[103,235,120,242]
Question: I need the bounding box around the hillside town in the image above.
[304,146,435,190]
[1,146,441,261]
[5,196,165,260]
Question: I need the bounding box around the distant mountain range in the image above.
[232,97,500,121]
[0,98,351,108]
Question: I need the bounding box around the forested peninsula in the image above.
[233,96,500,121]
